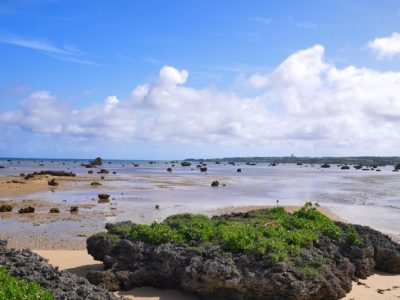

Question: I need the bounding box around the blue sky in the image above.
[1,0,400,159]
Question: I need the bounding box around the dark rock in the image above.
[167,168,172,173]
[211,181,219,187]
[98,169,109,174]
[237,168,242,173]
[155,205,160,209]
[98,194,110,200]
[48,178,59,186]
[200,167,207,172]
[0,240,119,299]
[18,206,35,214]
[91,157,103,166]
[181,162,191,167]
[88,170,94,174]
[341,166,350,170]
[0,205,13,212]
[25,171,76,179]
[86,219,400,300]
[321,163,331,168]
[91,182,102,186]
[70,206,79,213]
[50,208,60,213]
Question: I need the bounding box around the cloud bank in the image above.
[2,44,400,153]
[368,32,400,59]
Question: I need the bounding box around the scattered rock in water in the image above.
[246,162,256,166]
[112,171,116,174]
[0,205,13,212]
[97,169,109,174]
[47,178,59,186]
[211,180,219,187]
[341,165,350,170]
[200,167,207,172]
[155,205,160,209]
[181,161,191,167]
[91,182,102,186]
[88,170,94,174]
[237,168,242,173]
[98,194,110,200]
[90,157,103,166]
[321,163,331,168]
[18,206,35,214]
[49,208,60,213]
[70,206,79,213]
[101,176,105,180]
[167,167,172,173]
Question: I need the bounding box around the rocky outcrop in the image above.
[24,171,76,180]
[18,206,35,214]
[91,157,103,166]
[0,204,13,212]
[0,240,119,300]
[86,220,400,300]
[48,178,59,186]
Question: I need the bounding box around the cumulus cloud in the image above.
[2,48,400,153]
[368,32,400,59]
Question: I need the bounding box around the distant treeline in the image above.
[185,156,400,166]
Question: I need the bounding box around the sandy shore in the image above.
[33,250,400,300]
[33,250,199,300]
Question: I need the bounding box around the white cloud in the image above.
[368,32,400,59]
[2,45,400,154]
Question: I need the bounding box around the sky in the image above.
[1,0,400,159]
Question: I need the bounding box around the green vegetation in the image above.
[294,256,327,279]
[124,202,347,262]
[345,224,362,246]
[0,266,54,300]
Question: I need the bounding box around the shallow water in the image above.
[1,159,400,237]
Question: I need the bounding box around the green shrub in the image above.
[126,203,344,262]
[0,266,54,300]
[345,225,362,246]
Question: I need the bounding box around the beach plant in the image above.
[0,266,54,300]
[126,203,345,262]
[345,224,362,246]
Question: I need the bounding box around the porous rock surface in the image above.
[86,219,400,300]
[0,240,120,300]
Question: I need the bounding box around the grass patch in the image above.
[0,266,54,300]
[295,256,327,279]
[345,224,362,246]
[115,202,345,262]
